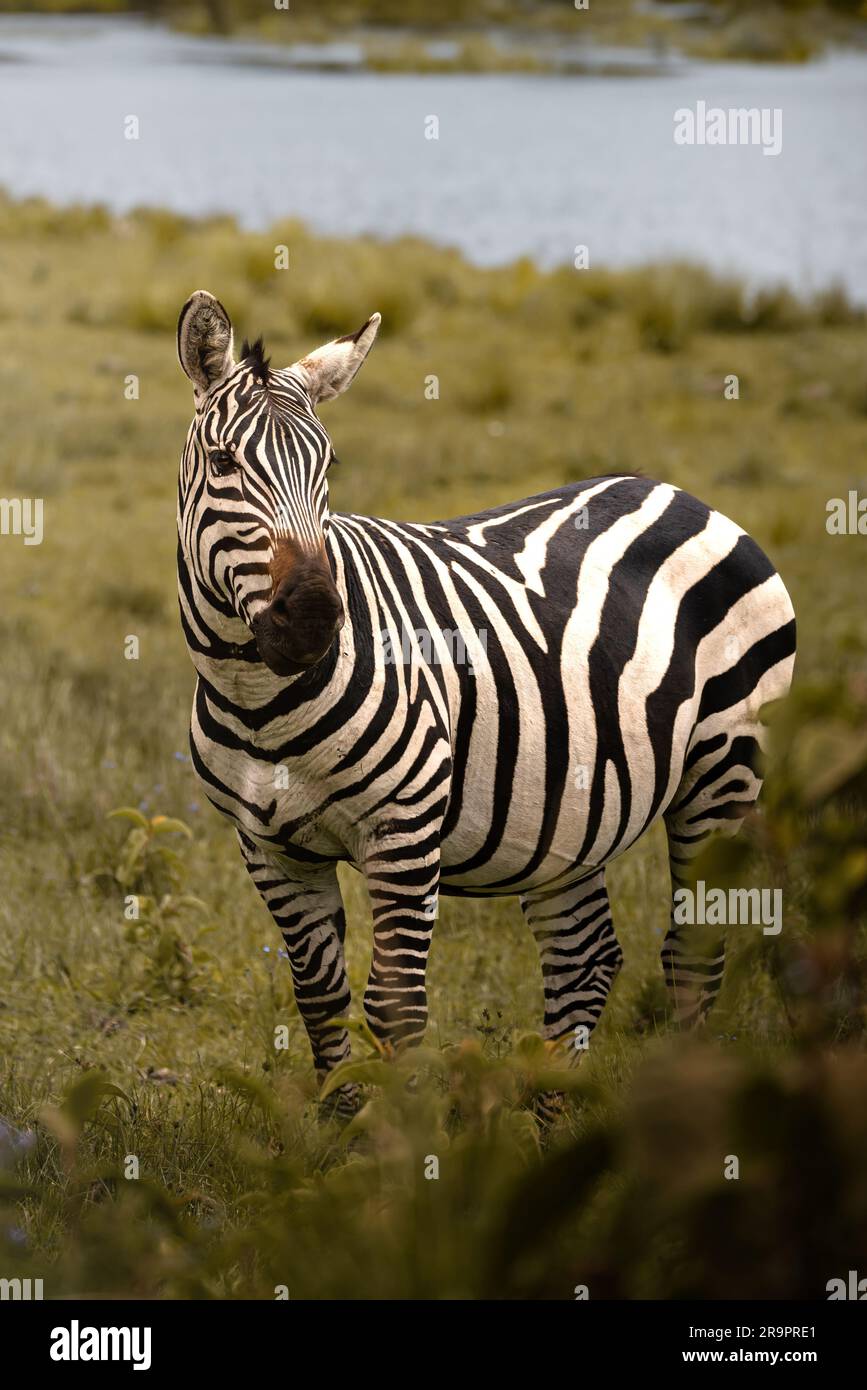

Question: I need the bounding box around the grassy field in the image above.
[0,194,866,1298]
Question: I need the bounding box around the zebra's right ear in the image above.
[177,291,235,398]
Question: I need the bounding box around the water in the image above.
[1,15,865,298]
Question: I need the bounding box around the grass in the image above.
[0,194,865,1298]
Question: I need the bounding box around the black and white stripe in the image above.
[176,292,797,1106]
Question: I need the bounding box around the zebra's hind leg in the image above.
[519,869,623,1105]
[662,730,765,1026]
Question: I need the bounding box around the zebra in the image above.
[176,289,796,1112]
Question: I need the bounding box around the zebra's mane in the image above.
[239,335,271,386]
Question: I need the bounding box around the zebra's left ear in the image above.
[297,313,381,405]
[177,290,235,399]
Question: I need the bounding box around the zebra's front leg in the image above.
[362,838,440,1052]
[520,870,622,1119]
[238,835,358,1117]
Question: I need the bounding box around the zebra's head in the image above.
[177,290,380,676]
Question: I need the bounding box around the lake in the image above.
[0,14,865,299]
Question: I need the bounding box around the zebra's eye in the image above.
[208,449,236,478]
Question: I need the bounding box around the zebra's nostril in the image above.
[270,596,293,629]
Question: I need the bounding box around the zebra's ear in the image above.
[177,290,235,397]
[297,313,381,405]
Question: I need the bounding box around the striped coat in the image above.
[177,291,796,1108]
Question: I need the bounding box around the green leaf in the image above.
[62,1075,134,1126]
[173,895,210,914]
[319,1058,392,1101]
[107,807,149,829]
[150,815,193,838]
[324,1015,388,1057]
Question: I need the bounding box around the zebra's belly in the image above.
[437,758,673,897]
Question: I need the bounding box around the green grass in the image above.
[0,194,865,1298]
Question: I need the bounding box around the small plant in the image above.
[122,893,215,1010]
[475,1006,513,1058]
[107,807,193,895]
[107,808,216,1009]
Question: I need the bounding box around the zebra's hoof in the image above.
[531,1089,566,1128]
[317,1082,362,1124]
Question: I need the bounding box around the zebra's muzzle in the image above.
[252,558,344,677]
